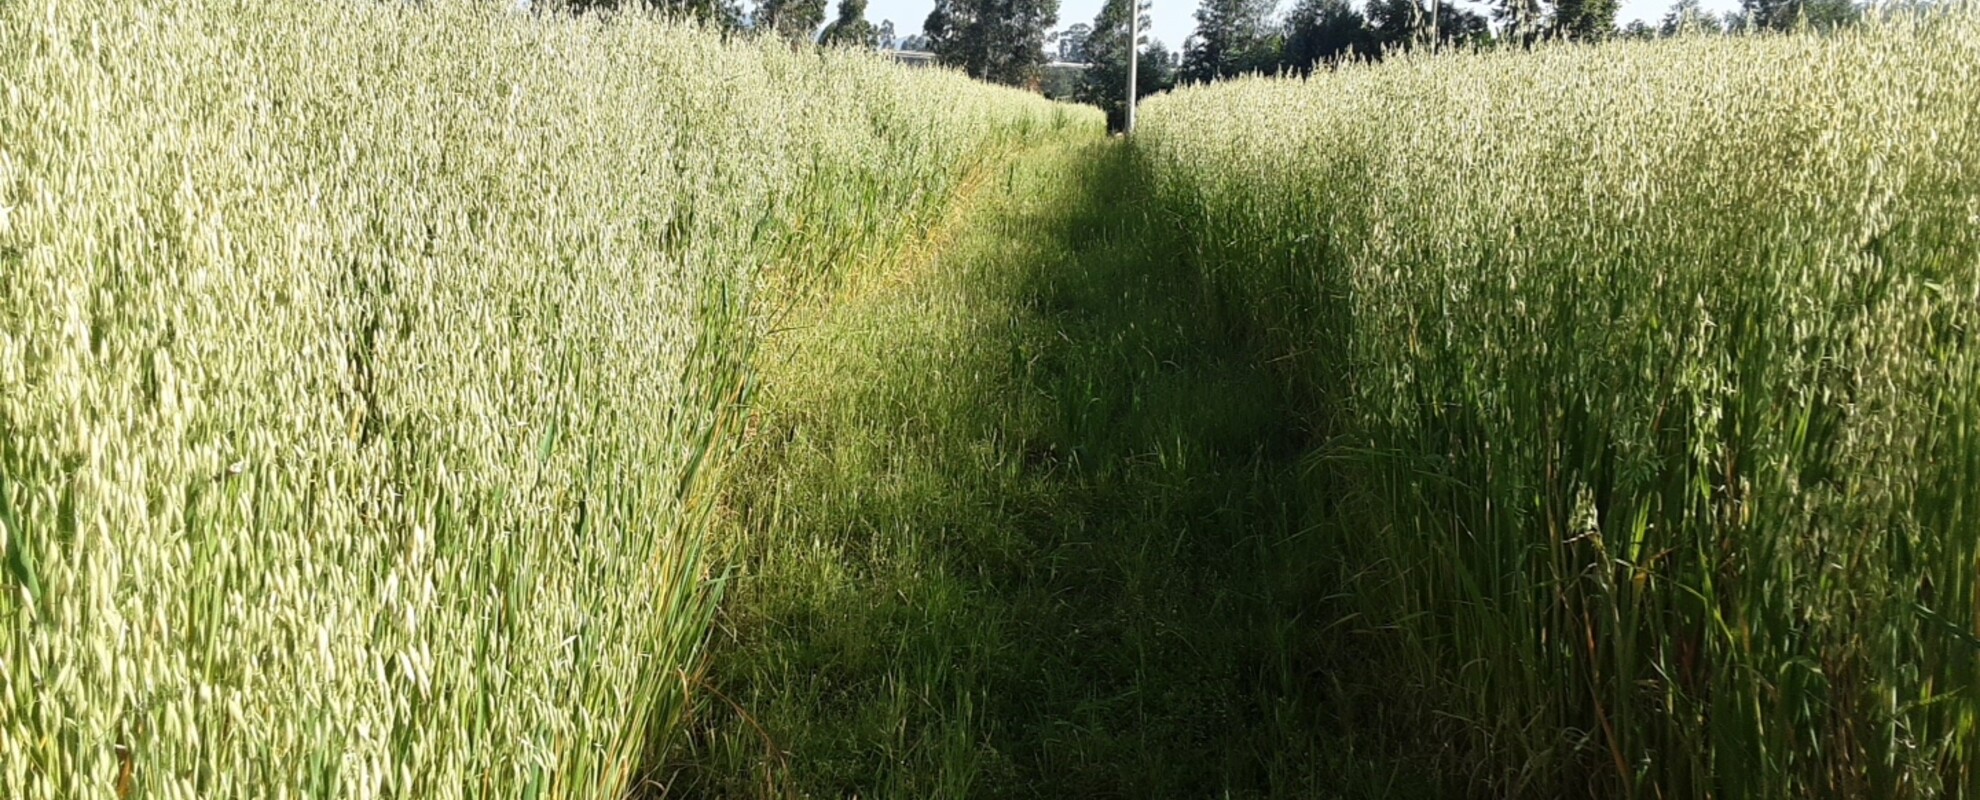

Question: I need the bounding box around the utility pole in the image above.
[1125,0,1139,134]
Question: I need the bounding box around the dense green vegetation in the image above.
[7,1,1980,798]
[676,12,1980,798]
[1139,13,1980,797]
[0,2,1086,797]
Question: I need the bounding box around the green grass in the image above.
[666,138,1402,797]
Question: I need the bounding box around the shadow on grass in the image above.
[658,140,1421,799]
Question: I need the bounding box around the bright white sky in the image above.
[863,0,1742,54]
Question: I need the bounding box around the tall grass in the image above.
[0,1,1088,797]
[1138,13,1980,796]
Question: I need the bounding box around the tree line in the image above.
[1213,0,1861,80]
[549,0,898,49]
[543,0,1875,128]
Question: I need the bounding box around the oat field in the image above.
[8,1,1980,797]
[0,2,1087,797]
[1137,13,1980,796]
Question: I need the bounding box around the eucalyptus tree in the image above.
[925,0,1060,85]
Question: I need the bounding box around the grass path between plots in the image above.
[657,136,1421,798]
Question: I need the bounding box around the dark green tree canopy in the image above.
[1283,0,1373,73]
[1142,39,1179,87]
[557,0,743,28]
[1553,0,1620,40]
[1058,22,1093,61]
[1742,0,1859,30]
[1365,0,1490,50]
[1077,0,1173,129]
[1492,0,1547,44]
[1179,0,1280,83]
[925,0,1060,85]
[1661,0,1724,34]
[758,0,829,40]
[820,0,878,46]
